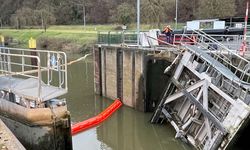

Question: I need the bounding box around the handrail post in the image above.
[108,31,110,46]
[0,47,3,74]
[58,53,62,88]
[7,48,11,74]
[37,57,41,105]
[47,52,50,85]
[21,51,24,72]
[64,52,68,91]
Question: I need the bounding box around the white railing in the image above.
[178,29,250,102]
[180,29,250,85]
[0,47,68,102]
[0,51,42,100]
[173,33,243,49]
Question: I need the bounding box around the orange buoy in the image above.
[71,99,122,135]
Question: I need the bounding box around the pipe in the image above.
[71,99,122,135]
[137,0,140,46]
[164,53,182,74]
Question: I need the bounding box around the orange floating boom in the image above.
[71,99,122,135]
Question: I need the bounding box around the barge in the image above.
[0,47,72,150]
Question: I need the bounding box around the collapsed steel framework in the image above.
[151,29,250,149]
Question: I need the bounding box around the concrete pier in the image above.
[94,45,177,112]
[0,119,25,150]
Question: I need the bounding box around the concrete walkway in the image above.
[0,119,25,150]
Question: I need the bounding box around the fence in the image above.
[98,31,137,45]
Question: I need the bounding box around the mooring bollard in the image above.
[29,37,38,69]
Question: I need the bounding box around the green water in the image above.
[65,53,192,150]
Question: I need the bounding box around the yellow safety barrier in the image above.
[0,35,4,44]
[29,37,36,49]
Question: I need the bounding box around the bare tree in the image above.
[36,0,56,32]
[0,0,245,26]
[141,0,175,28]
[110,3,136,25]
[71,0,90,29]
[196,0,236,19]
[0,18,3,28]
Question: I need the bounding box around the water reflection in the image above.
[97,106,190,150]
[65,53,191,150]
[73,128,112,150]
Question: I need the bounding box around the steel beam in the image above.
[172,78,227,135]
[164,79,205,104]
[203,80,212,140]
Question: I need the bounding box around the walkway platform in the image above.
[0,76,67,102]
[185,45,242,83]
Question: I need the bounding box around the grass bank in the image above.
[0,23,184,52]
[0,27,98,52]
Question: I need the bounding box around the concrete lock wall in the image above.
[122,50,133,107]
[94,45,172,112]
[94,45,146,111]
[121,49,145,110]
[102,47,118,99]
[134,51,145,111]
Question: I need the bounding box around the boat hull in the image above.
[0,98,72,150]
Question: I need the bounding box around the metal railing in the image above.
[0,47,67,102]
[179,29,250,101]
[0,51,42,100]
[173,33,244,49]
[98,31,137,45]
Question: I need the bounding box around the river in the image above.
[64,53,192,150]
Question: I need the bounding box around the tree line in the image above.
[0,0,247,29]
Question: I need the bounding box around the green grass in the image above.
[0,28,98,48]
[0,23,185,49]
[0,24,125,48]
[49,24,117,31]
